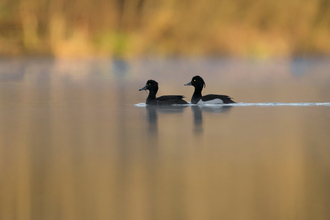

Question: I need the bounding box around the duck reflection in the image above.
[192,105,233,134]
[146,105,187,135]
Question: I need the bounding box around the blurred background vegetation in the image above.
[1,0,330,58]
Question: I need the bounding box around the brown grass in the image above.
[1,0,330,58]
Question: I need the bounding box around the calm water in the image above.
[1,58,330,220]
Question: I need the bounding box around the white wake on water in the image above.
[226,102,330,107]
[135,102,330,107]
[135,103,148,107]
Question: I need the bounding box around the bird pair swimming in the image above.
[139,76,235,105]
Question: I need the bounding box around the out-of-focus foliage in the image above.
[1,0,330,58]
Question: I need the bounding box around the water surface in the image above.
[0,58,330,220]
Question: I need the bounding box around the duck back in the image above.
[155,95,187,105]
[201,94,235,104]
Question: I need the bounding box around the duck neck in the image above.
[148,90,157,99]
[192,87,202,104]
[146,90,157,104]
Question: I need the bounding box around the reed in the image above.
[0,0,329,57]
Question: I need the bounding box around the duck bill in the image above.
[184,82,192,86]
[139,85,147,91]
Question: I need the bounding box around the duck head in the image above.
[139,80,159,93]
[184,75,206,89]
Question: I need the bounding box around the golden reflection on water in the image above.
[0,59,330,220]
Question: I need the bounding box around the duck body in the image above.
[185,76,235,104]
[139,80,188,105]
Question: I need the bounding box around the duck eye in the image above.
[148,83,151,85]
[193,79,196,81]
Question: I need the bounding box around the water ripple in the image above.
[135,102,330,107]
